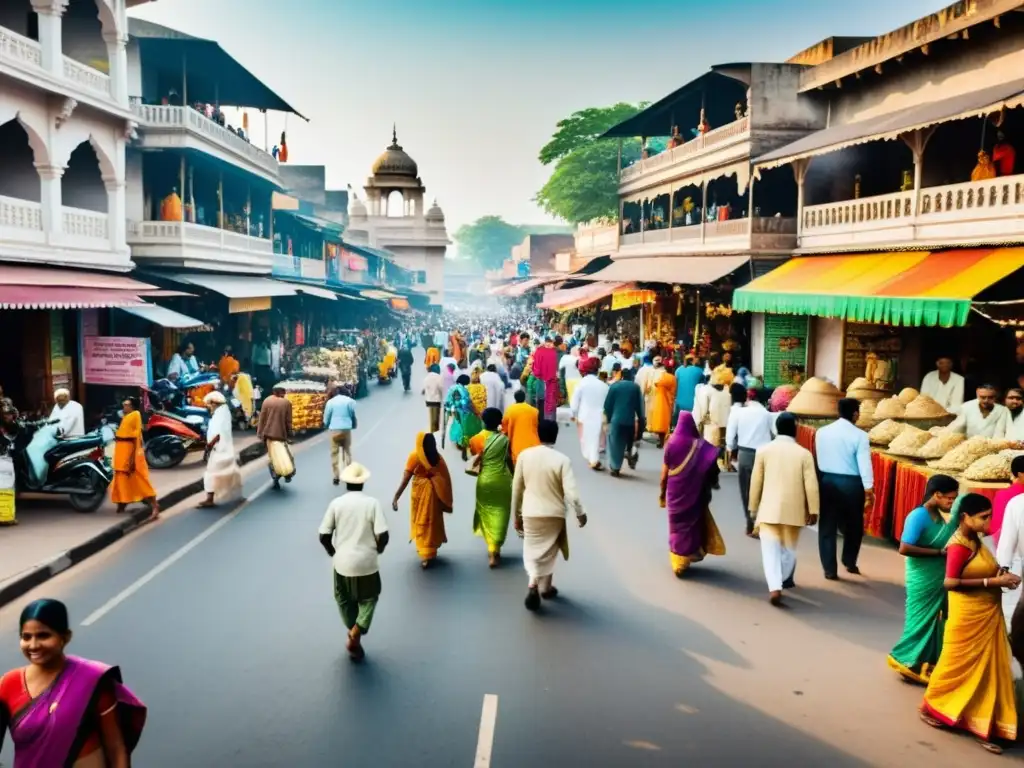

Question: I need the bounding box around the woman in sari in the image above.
[445,374,483,460]
[469,408,513,568]
[887,474,960,685]
[467,370,488,415]
[660,411,726,576]
[424,347,441,370]
[198,391,242,508]
[0,598,146,767]
[921,493,1019,754]
[110,397,158,520]
[392,432,453,568]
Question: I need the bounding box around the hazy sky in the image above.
[131,0,943,232]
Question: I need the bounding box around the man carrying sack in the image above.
[257,384,295,490]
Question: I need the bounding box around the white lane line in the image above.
[80,410,392,628]
[474,694,499,767]
[80,479,275,627]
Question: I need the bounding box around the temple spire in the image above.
[391,123,398,146]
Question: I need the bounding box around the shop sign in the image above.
[229,297,272,314]
[611,289,657,311]
[82,336,153,388]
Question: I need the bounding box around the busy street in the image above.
[0,344,1003,766]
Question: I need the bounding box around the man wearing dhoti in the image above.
[569,357,608,471]
[257,384,294,490]
[512,420,587,611]
[198,391,242,508]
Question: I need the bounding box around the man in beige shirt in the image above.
[748,412,820,607]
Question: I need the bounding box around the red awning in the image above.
[0,265,158,290]
[0,286,146,310]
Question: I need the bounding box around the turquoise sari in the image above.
[445,384,482,448]
[886,504,961,684]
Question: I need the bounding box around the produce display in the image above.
[886,425,931,456]
[846,377,889,402]
[855,399,878,427]
[874,396,906,420]
[897,387,920,405]
[927,436,1004,472]
[299,347,362,388]
[275,379,328,432]
[868,419,907,446]
[963,453,1015,482]
[914,431,965,459]
[904,394,948,419]
[787,378,841,417]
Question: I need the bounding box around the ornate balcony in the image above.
[618,216,796,257]
[0,195,126,269]
[131,104,280,183]
[127,220,274,273]
[799,175,1024,251]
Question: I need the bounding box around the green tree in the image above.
[452,216,525,271]
[536,102,659,224]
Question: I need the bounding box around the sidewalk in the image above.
[0,433,267,604]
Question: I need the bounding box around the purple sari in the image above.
[663,411,720,558]
[2,656,146,768]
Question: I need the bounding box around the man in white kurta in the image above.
[480,365,506,414]
[199,391,242,507]
[946,385,1011,439]
[634,356,657,428]
[50,388,85,437]
[512,420,587,611]
[919,357,965,414]
[570,368,609,469]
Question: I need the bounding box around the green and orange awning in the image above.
[733,248,1024,327]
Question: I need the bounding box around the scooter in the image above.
[143,380,209,469]
[0,420,114,513]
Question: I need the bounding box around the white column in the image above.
[104,177,126,253]
[104,31,129,105]
[31,0,66,78]
[35,163,66,240]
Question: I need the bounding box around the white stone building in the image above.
[346,128,449,306]
[0,0,146,272]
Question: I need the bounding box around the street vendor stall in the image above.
[273,379,328,433]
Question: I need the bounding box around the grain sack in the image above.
[868,419,906,446]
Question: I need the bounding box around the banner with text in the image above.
[82,336,153,388]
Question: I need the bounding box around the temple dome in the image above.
[426,199,445,221]
[371,126,418,178]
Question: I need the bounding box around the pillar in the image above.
[792,158,811,239]
[104,176,126,252]
[31,1,65,78]
[748,177,755,236]
[901,127,935,218]
[103,30,129,105]
[700,179,708,243]
[35,163,66,240]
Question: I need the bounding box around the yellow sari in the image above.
[425,347,441,370]
[406,432,454,560]
[922,533,1017,741]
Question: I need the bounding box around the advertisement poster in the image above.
[82,337,153,388]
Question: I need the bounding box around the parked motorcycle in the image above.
[143,379,209,469]
[0,420,114,513]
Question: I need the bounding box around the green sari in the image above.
[886,504,961,684]
[473,431,512,554]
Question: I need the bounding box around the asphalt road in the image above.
[0,356,1012,766]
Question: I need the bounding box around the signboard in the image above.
[82,336,153,387]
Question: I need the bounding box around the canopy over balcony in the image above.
[128,19,306,118]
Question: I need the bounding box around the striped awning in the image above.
[733,248,1024,327]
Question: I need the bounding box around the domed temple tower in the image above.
[347,127,449,306]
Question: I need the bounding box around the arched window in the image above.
[387,190,405,218]
[63,0,111,73]
[0,120,41,202]
[62,141,108,212]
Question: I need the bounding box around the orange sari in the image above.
[425,347,441,370]
[110,410,155,504]
[406,433,453,560]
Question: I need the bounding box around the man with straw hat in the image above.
[319,462,390,661]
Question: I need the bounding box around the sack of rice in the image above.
[963,453,1014,482]
[855,400,878,427]
[874,396,906,420]
[928,436,998,472]
[897,387,920,405]
[868,419,906,446]
[904,395,948,419]
[887,425,931,455]
[801,377,841,394]
[915,432,965,459]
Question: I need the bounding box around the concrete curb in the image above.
[0,434,313,609]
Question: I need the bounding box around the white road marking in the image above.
[474,694,499,767]
[79,410,393,628]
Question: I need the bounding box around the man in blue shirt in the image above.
[674,356,704,422]
[814,397,874,579]
[324,386,358,485]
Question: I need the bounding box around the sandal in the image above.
[919,713,943,729]
[977,740,1003,755]
[197,501,217,509]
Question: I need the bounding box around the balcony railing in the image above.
[0,195,43,232]
[62,57,110,97]
[128,220,274,269]
[620,117,751,183]
[800,175,1024,249]
[132,104,280,177]
[619,216,796,249]
[0,27,42,70]
[574,223,618,254]
[62,207,108,239]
